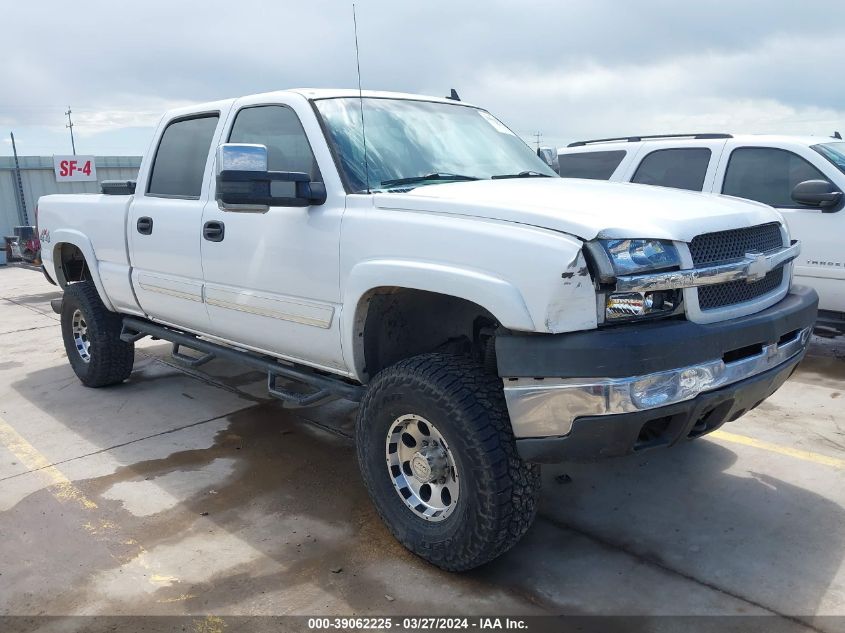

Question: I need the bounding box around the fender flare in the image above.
[49,229,116,312]
[341,258,536,378]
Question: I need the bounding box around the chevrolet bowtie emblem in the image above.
[745,252,770,282]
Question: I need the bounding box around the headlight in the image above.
[584,238,683,323]
[599,239,680,276]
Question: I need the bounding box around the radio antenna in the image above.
[352,3,371,193]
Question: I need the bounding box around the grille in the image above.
[698,268,784,310]
[689,223,783,266]
[691,223,786,311]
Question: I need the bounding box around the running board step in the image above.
[120,317,364,406]
[171,343,215,368]
[267,373,339,408]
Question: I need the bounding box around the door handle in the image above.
[136,217,153,235]
[203,221,225,242]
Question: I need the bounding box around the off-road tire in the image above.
[61,281,134,387]
[356,353,541,571]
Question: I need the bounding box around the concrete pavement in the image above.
[1,264,844,630]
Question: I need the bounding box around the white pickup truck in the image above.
[38,90,817,571]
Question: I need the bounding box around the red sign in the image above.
[53,156,97,182]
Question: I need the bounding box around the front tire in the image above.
[356,353,540,571]
[60,281,134,387]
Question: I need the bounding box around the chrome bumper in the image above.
[615,241,800,292]
[503,326,810,439]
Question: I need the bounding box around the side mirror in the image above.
[215,143,327,209]
[537,146,559,173]
[791,179,842,210]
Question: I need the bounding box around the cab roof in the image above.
[161,89,477,121]
[289,88,477,107]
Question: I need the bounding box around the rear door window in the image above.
[148,115,219,198]
[722,147,831,207]
[631,148,712,191]
[558,150,626,180]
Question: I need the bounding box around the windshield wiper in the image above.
[380,172,479,188]
[491,171,553,179]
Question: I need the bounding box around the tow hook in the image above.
[50,298,63,314]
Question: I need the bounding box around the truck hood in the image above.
[372,178,782,242]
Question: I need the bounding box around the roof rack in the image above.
[567,133,732,148]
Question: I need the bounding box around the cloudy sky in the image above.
[2,0,844,157]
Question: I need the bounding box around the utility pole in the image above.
[65,106,76,155]
[533,131,542,150]
[10,132,29,225]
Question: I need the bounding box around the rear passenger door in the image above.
[129,111,227,332]
[626,142,727,192]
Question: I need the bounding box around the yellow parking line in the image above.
[709,429,845,469]
[0,414,184,589]
[0,414,98,510]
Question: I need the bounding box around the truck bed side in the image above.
[39,193,142,315]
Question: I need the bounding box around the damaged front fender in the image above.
[544,250,598,333]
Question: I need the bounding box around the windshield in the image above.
[813,142,845,175]
[313,97,557,192]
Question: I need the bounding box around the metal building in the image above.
[0,156,141,237]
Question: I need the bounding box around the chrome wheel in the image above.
[386,414,459,521]
[71,309,90,362]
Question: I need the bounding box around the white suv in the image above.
[555,134,845,335]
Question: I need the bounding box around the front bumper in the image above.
[496,286,818,462]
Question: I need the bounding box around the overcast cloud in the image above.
[2,0,844,156]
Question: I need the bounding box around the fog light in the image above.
[630,372,680,408]
[605,290,679,321]
[630,366,719,409]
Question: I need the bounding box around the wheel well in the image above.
[356,288,499,381]
[55,243,91,286]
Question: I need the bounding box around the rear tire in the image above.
[356,353,540,571]
[60,281,134,387]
